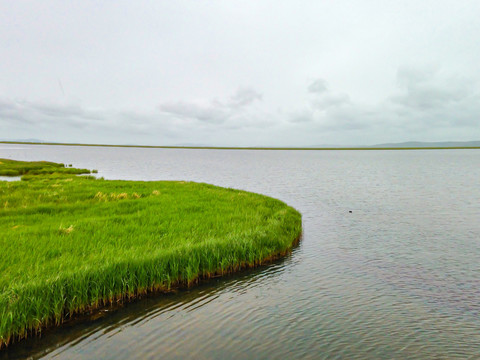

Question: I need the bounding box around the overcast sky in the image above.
[1,1,480,146]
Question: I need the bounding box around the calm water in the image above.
[1,145,480,359]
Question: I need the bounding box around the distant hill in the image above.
[370,141,480,148]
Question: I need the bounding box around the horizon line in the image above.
[1,141,480,151]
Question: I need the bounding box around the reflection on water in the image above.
[1,145,480,359]
[3,254,299,360]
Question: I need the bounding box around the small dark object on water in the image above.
[349,210,352,213]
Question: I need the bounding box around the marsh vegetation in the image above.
[0,159,302,347]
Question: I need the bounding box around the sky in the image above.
[1,0,480,147]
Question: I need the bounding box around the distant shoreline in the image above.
[1,141,479,151]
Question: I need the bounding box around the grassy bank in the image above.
[0,160,302,347]
[0,158,93,176]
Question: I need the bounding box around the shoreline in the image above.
[1,141,479,151]
[3,233,302,349]
[0,159,302,348]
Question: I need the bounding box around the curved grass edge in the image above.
[0,158,94,177]
[0,194,302,348]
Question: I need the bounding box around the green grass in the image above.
[0,159,302,347]
[0,158,93,176]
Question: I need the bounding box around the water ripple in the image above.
[1,146,480,359]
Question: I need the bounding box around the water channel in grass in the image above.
[1,144,479,359]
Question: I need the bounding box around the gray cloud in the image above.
[3,64,480,147]
[0,99,108,130]
[313,93,351,110]
[286,68,480,139]
[386,67,480,133]
[159,87,264,126]
[288,79,358,129]
[0,97,178,143]
[289,109,315,123]
[308,79,328,94]
[159,101,229,124]
[229,87,262,108]
[0,89,270,146]
[391,66,472,111]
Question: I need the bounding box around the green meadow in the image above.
[0,159,302,347]
[0,158,94,176]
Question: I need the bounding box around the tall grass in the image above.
[0,158,93,176]
[0,159,302,347]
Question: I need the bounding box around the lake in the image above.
[1,144,479,359]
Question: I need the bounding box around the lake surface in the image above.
[1,144,480,359]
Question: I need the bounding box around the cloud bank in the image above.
[1,1,480,146]
[2,65,480,146]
